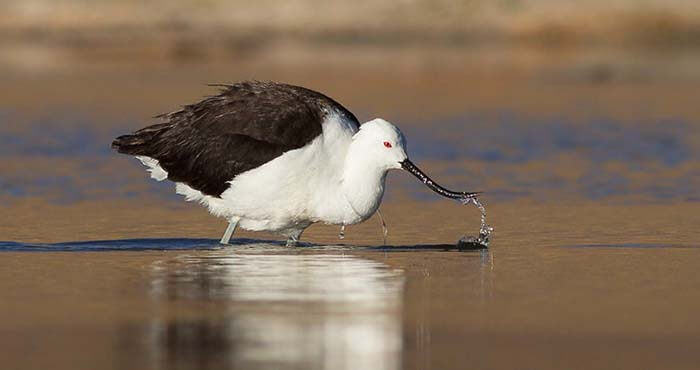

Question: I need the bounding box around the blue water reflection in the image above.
[2,111,698,203]
[404,115,691,165]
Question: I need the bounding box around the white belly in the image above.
[215,122,380,231]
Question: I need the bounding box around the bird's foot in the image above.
[285,237,299,247]
[284,228,306,247]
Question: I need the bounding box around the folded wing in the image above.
[112,81,359,197]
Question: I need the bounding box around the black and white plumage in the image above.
[113,81,476,245]
[113,82,358,197]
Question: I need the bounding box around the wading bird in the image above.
[113,81,477,245]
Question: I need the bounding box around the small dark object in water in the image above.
[457,234,489,250]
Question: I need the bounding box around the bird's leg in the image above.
[377,209,388,245]
[220,218,239,245]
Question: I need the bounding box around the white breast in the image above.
[210,112,362,231]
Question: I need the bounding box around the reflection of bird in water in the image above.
[113,81,477,245]
[146,253,404,369]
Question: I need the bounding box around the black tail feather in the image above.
[111,134,147,155]
[111,123,172,155]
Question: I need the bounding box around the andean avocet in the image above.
[112,81,478,245]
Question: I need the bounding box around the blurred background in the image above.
[1,0,700,240]
[3,3,700,370]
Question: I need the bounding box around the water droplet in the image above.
[338,224,345,240]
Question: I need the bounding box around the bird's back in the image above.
[112,81,360,197]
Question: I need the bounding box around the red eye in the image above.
[383,141,392,148]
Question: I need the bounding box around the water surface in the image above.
[1,59,700,369]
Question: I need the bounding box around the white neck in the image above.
[340,142,388,224]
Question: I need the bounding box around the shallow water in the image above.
[2,202,700,369]
[2,59,700,369]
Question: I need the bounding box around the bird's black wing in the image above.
[112,81,359,197]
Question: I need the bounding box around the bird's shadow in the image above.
[0,237,486,252]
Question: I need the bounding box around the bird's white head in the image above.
[349,117,481,202]
[351,118,408,170]
[341,117,478,224]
